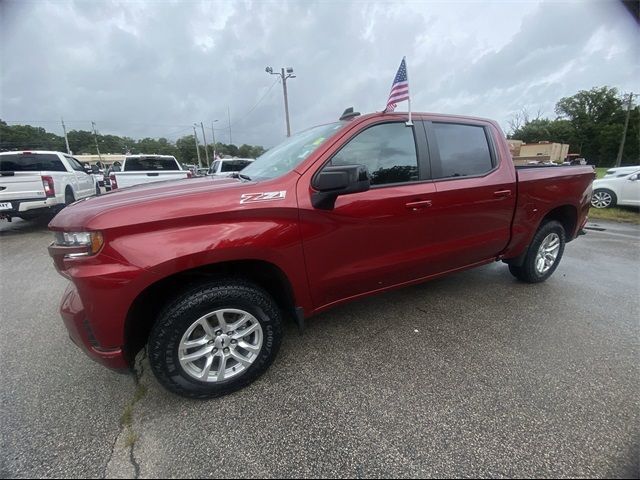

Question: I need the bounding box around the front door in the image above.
[298,121,437,309]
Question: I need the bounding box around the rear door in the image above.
[298,120,438,308]
[423,120,516,269]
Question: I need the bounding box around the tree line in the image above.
[509,86,638,167]
[0,120,266,164]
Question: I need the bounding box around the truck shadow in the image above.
[0,217,52,237]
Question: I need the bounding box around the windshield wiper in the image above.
[231,172,252,181]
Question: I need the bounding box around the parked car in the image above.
[591,169,640,208]
[109,155,191,190]
[0,150,97,222]
[207,158,254,177]
[603,165,640,178]
[84,164,105,191]
[48,110,594,398]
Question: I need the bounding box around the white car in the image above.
[207,158,254,177]
[603,165,640,178]
[591,169,640,209]
[0,150,97,221]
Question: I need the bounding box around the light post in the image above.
[266,66,296,137]
[211,120,218,160]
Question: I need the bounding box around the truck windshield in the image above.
[241,122,344,181]
[0,153,66,172]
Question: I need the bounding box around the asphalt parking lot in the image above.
[1,218,638,478]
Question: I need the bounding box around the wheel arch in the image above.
[123,259,299,362]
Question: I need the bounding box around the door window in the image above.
[330,123,419,186]
[431,123,494,179]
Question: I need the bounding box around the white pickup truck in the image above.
[0,150,97,222]
[109,155,191,190]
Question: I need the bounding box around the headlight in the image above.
[53,231,104,257]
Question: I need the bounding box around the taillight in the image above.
[110,174,118,189]
[41,176,55,197]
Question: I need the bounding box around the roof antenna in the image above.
[339,107,361,121]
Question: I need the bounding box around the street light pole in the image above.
[211,120,218,160]
[615,92,634,168]
[192,124,202,168]
[200,122,210,167]
[266,66,296,137]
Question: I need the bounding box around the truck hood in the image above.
[49,176,259,231]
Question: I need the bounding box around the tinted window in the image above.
[209,161,220,174]
[221,160,251,172]
[0,153,66,172]
[124,157,179,171]
[432,123,493,178]
[330,123,418,185]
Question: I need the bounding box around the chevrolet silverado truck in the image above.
[48,110,594,398]
[0,151,97,222]
[109,154,191,190]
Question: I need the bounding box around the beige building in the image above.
[520,142,569,163]
[510,141,570,165]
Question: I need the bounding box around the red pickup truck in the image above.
[49,110,594,398]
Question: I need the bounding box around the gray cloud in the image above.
[1,0,638,148]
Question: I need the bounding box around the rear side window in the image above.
[221,160,251,172]
[330,122,419,186]
[431,123,494,179]
[0,153,66,172]
[124,157,179,171]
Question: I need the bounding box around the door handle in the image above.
[405,199,432,211]
[493,190,512,198]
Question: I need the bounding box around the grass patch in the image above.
[595,167,608,179]
[124,431,139,448]
[589,206,640,224]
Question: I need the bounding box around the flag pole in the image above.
[405,56,413,126]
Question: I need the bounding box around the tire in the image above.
[508,220,566,283]
[591,189,617,209]
[65,188,75,206]
[148,279,283,399]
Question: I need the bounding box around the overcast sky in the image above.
[1,0,638,147]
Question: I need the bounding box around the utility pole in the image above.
[266,66,296,137]
[615,92,634,168]
[91,121,103,164]
[192,124,202,168]
[61,117,71,154]
[227,106,232,145]
[200,122,210,167]
[211,120,218,160]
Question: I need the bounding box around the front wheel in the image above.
[509,220,566,283]
[148,280,283,399]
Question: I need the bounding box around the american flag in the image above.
[385,57,410,112]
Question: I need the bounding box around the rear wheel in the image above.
[65,188,75,206]
[509,220,566,283]
[591,189,616,209]
[148,280,283,399]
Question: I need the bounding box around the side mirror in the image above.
[629,174,639,181]
[311,164,370,210]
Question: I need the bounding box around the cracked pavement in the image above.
[1,218,638,478]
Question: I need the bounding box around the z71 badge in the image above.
[240,191,287,204]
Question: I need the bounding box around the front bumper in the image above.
[60,283,129,371]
